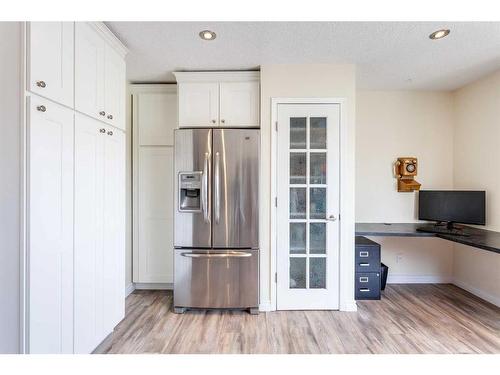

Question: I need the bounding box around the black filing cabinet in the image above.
[355,236,381,300]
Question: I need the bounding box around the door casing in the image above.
[268,97,356,312]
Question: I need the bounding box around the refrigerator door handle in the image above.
[214,151,220,224]
[180,252,252,258]
[202,152,210,223]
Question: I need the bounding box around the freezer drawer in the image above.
[174,249,259,309]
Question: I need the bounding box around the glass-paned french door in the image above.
[276,104,340,310]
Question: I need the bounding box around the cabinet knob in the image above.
[100,128,106,133]
[107,114,113,120]
[327,215,337,221]
[107,130,113,136]
[36,105,46,112]
[221,119,225,124]
[211,119,216,124]
[36,81,46,88]
[99,111,106,116]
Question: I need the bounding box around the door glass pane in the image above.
[290,223,306,254]
[309,188,326,219]
[290,153,306,184]
[290,188,306,219]
[309,258,326,288]
[310,153,326,184]
[310,223,326,254]
[290,258,306,289]
[310,117,326,149]
[290,117,306,149]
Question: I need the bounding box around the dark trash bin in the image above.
[380,263,388,290]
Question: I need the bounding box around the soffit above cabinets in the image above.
[106,21,500,91]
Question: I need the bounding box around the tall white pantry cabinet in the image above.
[24,22,127,353]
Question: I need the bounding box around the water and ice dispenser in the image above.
[178,172,203,212]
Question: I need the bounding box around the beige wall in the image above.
[356,91,455,222]
[0,22,22,353]
[260,64,356,309]
[452,70,500,305]
[357,91,455,281]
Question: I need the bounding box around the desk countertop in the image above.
[355,223,500,255]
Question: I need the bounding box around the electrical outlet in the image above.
[396,253,404,263]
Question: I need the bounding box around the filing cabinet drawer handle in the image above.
[359,288,371,292]
[359,251,369,257]
[359,263,370,267]
[359,277,369,283]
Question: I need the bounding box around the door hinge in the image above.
[275,272,277,283]
[274,197,277,207]
[275,121,278,131]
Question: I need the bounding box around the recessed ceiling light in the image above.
[429,29,450,40]
[199,30,216,41]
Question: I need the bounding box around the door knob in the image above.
[99,111,106,116]
[107,114,113,120]
[327,215,337,221]
[99,128,106,133]
[36,105,46,112]
[107,130,113,136]
[36,80,46,88]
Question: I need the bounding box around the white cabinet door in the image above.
[75,22,106,121]
[27,22,74,107]
[103,128,126,332]
[219,81,260,127]
[74,114,105,354]
[28,96,74,353]
[104,44,126,129]
[136,147,174,282]
[178,82,219,127]
[132,87,177,284]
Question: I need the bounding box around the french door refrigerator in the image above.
[173,128,259,313]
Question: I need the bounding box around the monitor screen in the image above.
[418,190,485,225]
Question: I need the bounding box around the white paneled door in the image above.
[27,22,74,107]
[28,96,74,353]
[276,104,340,310]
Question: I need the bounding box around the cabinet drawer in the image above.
[355,272,381,300]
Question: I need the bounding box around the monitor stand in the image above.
[416,222,470,237]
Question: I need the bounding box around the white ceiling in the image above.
[106,22,500,91]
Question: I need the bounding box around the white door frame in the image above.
[270,97,356,312]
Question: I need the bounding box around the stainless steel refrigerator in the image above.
[173,128,259,313]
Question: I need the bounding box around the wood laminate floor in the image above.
[95,284,500,354]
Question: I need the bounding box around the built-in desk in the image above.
[355,223,500,255]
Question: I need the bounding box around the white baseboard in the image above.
[340,299,358,312]
[134,282,173,290]
[259,300,273,312]
[387,275,453,284]
[452,278,500,307]
[125,283,135,297]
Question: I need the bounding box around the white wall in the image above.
[125,83,133,291]
[452,70,500,306]
[260,64,356,310]
[0,22,22,353]
[357,91,455,282]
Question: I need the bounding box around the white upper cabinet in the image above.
[27,22,74,107]
[178,82,219,127]
[174,72,260,128]
[75,22,106,121]
[220,81,260,127]
[104,44,126,129]
[75,22,127,130]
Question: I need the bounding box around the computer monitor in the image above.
[418,190,485,227]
